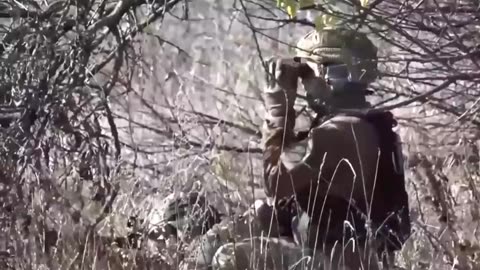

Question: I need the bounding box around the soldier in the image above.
[262,27,411,269]
[179,200,309,270]
[181,27,411,270]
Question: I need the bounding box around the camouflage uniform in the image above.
[262,28,410,269]
[180,201,347,270]
[262,27,381,202]
[294,28,378,111]
[181,28,410,270]
[179,200,294,270]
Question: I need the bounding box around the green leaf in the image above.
[276,0,298,18]
[286,5,297,18]
[360,0,369,7]
[314,15,325,31]
[299,0,315,8]
[314,14,339,31]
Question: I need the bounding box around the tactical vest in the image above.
[291,110,411,252]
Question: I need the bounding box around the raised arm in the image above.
[261,58,312,199]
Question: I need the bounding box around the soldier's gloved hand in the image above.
[263,58,307,134]
[264,58,304,91]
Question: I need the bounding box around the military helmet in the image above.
[295,28,378,84]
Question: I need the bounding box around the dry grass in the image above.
[1,0,480,269]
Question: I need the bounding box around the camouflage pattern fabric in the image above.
[295,28,378,85]
[179,201,283,270]
[211,236,381,270]
[162,191,223,240]
[179,28,408,270]
[294,28,378,112]
[263,112,382,202]
[262,60,410,245]
[262,56,382,208]
[360,111,411,262]
[261,28,410,270]
[211,237,316,270]
[180,210,381,270]
[179,220,233,270]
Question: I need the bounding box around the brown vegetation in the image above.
[0,0,479,269]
